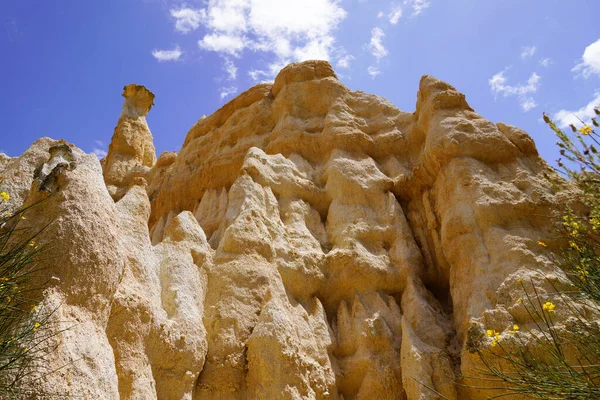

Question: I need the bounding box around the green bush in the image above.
[474,110,600,399]
[0,192,58,397]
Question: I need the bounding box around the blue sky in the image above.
[2,0,600,168]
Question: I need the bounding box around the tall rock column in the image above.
[103,84,157,200]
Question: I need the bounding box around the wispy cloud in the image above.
[366,27,387,79]
[223,58,237,80]
[92,148,108,158]
[405,0,430,16]
[388,5,403,24]
[368,66,381,79]
[521,46,536,59]
[152,45,182,62]
[573,38,600,78]
[553,91,600,128]
[489,69,541,112]
[170,8,204,34]
[220,86,238,100]
[336,54,355,69]
[539,57,552,67]
[368,27,388,61]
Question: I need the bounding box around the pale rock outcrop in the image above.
[0,60,576,399]
[103,84,157,200]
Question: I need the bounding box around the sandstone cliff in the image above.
[0,61,573,399]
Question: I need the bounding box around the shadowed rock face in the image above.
[0,60,576,399]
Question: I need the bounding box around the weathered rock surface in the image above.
[0,60,573,399]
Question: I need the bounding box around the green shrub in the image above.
[0,192,58,397]
[473,110,600,399]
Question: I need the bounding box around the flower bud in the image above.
[570,124,577,132]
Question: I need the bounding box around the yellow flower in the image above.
[579,125,593,135]
[537,241,547,247]
[33,322,40,332]
[20,215,25,220]
[0,192,9,202]
[490,340,497,347]
[517,298,523,303]
[486,329,501,342]
[29,241,35,247]
[32,305,38,312]
[6,212,12,217]
[513,324,519,331]
[543,301,556,313]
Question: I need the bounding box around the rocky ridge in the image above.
[0,61,572,399]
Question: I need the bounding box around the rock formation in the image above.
[0,60,574,399]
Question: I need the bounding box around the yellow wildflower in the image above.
[509,324,520,334]
[0,192,9,202]
[32,305,38,312]
[33,322,40,332]
[517,298,523,303]
[491,340,498,347]
[543,301,556,313]
[6,212,12,217]
[29,241,35,247]
[537,241,547,247]
[579,125,593,135]
[20,215,25,220]
[486,329,494,337]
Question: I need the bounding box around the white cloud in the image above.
[223,58,237,80]
[368,27,388,61]
[368,65,381,79]
[199,33,246,57]
[573,38,600,78]
[520,46,536,59]
[521,98,537,112]
[377,11,385,18]
[220,86,238,99]
[553,91,600,128]
[248,59,289,83]
[336,54,355,69]
[539,57,552,67]
[94,140,104,146]
[92,148,108,158]
[405,0,430,16]
[152,45,183,62]
[489,69,541,112]
[388,5,402,24]
[173,0,347,82]
[171,8,204,34]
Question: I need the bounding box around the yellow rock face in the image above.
[0,60,575,399]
